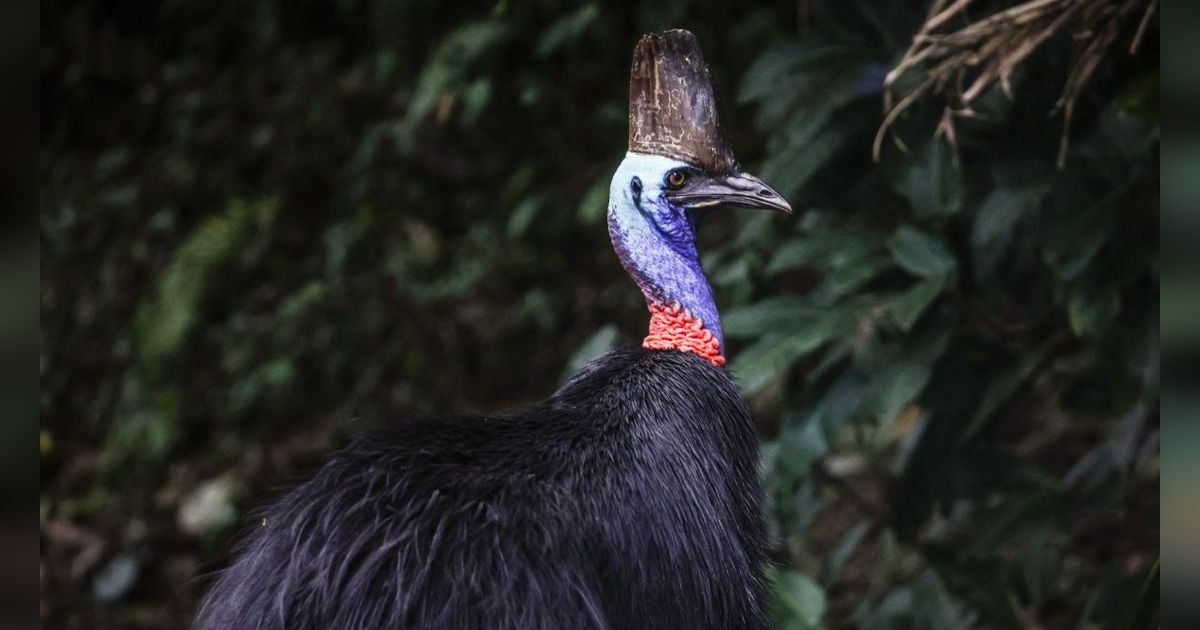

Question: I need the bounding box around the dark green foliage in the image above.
[726,3,1159,628]
[41,0,1157,627]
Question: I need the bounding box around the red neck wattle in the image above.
[642,302,725,367]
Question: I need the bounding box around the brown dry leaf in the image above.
[875,0,1157,165]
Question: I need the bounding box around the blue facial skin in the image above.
[608,152,724,346]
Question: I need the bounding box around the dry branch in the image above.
[874,0,1156,166]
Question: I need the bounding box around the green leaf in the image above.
[535,3,599,57]
[865,359,932,429]
[767,227,889,296]
[1124,556,1159,630]
[107,383,182,467]
[888,277,946,331]
[723,295,821,339]
[911,569,976,630]
[731,307,862,395]
[576,175,610,224]
[824,253,892,297]
[400,20,509,139]
[1040,174,1123,281]
[1019,528,1056,605]
[739,42,861,132]
[767,229,883,275]
[856,585,915,630]
[1067,287,1120,338]
[759,112,860,200]
[770,569,827,630]
[711,256,752,296]
[888,226,957,278]
[562,324,619,380]
[786,413,834,461]
[730,333,819,396]
[459,78,491,125]
[134,198,270,367]
[506,196,543,238]
[807,369,865,431]
[823,521,871,584]
[971,187,1037,247]
[739,43,853,104]
[965,489,1060,556]
[901,137,964,218]
[891,349,983,539]
[970,185,1042,278]
[959,342,1055,443]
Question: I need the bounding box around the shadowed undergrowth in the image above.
[41,1,1158,628]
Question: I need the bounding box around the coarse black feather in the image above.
[195,347,766,630]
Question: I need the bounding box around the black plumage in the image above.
[197,28,791,629]
[196,348,766,629]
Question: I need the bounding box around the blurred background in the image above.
[40,0,1160,628]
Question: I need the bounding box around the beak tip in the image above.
[742,173,791,214]
[766,194,792,215]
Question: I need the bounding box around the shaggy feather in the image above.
[196,347,766,630]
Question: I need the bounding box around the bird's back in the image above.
[196,347,766,630]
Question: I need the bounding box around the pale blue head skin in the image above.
[608,152,792,350]
[608,152,721,342]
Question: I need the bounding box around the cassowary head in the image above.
[609,30,790,351]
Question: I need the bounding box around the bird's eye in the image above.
[667,170,688,189]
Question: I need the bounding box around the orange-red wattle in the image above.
[642,302,725,367]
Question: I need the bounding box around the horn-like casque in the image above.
[628,29,737,176]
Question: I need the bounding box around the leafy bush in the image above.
[41,0,1158,627]
[723,2,1159,627]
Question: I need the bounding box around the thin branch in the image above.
[924,0,977,34]
[1130,0,1157,54]
[874,0,1156,166]
[873,73,939,161]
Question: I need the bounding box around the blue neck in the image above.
[607,153,723,346]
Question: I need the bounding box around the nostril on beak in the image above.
[757,189,775,198]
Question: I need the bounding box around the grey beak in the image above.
[666,172,793,214]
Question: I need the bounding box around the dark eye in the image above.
[667,170,688,189]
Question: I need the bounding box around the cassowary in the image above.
[197,29,791,630]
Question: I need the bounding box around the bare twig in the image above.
[1130,0,1157,54]
[874,0,1156,165]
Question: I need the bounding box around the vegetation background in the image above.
[40,0,1159,627]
